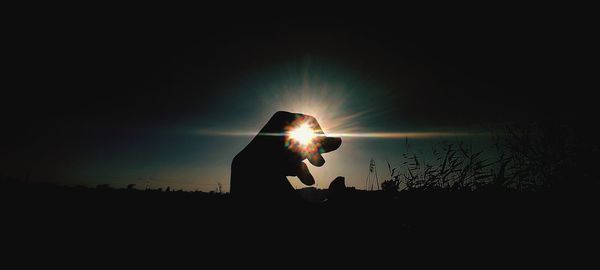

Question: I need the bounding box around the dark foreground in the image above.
[4,181,597,243]
[3,181,599,267]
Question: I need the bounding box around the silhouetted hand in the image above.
[230,111,342,203]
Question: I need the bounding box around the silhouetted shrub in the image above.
[391,123,596,192]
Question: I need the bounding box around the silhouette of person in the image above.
[230,111,342,204]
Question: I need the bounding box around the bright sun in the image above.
[288,123,317,147]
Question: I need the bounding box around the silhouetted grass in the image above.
[379,123,597,193]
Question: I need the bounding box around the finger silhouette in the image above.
[296,162,315,185]
[308,152,325,167]
[300,114,342,154]
[319,136,342,153]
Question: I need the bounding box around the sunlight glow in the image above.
[196,130,481,139]
[194,66,485,146]
[288,123,317,147]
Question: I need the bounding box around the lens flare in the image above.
[282,118,325,155]
[288,123,317,147]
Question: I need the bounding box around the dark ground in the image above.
[2,179,597,267]
[4,180,597,240]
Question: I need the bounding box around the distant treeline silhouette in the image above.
[1,179,229,198]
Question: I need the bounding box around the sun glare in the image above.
[288,123,317,147]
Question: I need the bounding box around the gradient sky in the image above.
[3,12,590,191]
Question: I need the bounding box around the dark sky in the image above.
[2,8,594,190]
